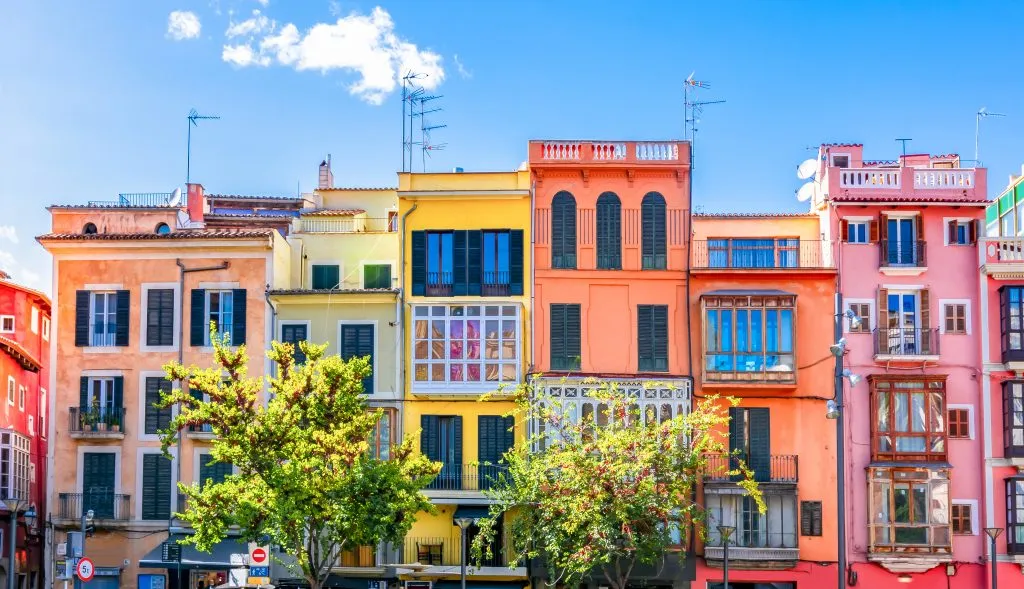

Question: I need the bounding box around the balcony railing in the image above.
[531,141,687,165]
[981,237,1024,266]
[58,492,131,521]
[832,167,983,199]
[481,271,511,296]
[87,192,177,207]
[873,327,940,357]
[90,331,118,347]
[704,454,799,483]
[294,217,393,233]
[704,494,798,562]
[403,535,506,567]
[879,239,927,267]
[426,464,509,491]
[691,240,834,270]
[426,272,453,296]
[69,406,126,435]
[704,353,796,384]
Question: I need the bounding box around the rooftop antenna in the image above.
[401,71,427,172]
[415,94,446,172]
[895,138,912,163]
[683,73,724,170]
[187,108,220,185]
[975,107,1006,166]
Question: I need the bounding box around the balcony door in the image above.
[421,415,463,490]
[887,292,920,354]
[82,452,116,519]
[887,217,917,265]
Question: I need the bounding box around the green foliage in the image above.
[158,328,440,589]
[473,380,761,589]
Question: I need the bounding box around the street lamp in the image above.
[717,525,735,589]
[2,499,35,589]
[985,527,1003,589]
[454,517,477,589]
[830,294,862,589]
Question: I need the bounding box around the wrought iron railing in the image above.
[482,271,511,296]
[879,239,927,267]
[426,463,509,491]
[704,454,799,483]
[692,240,834,269]
[88,192,176,207]
[403,535,505,567]
[873,327,939,356]
[69,406,126,434]
[58,492,131,521]
[426,272,453,296]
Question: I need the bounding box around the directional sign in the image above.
[76,557,95,582]
[248,567,269,577]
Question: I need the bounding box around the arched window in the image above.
[155,222,171,235]
[596,192,621,269]
[641,192,666,269]
[82,223,97,235]
[551,191,577,269]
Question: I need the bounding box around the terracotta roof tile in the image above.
[268,288,399,296]
[300,208,366,217]
[37,229,275,241]
[693,212,818,218]
[823,143,863,147]
[831,194,991,204]
[316,187,396,192]
[0,335,42,372]
[207,194,304,202]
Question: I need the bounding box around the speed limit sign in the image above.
[76,557,95,582]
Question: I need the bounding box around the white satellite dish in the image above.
[796,182,814,202]
[796,158,817,180]
[167,187,183,207]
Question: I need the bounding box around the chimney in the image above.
[187,183,207,222]
[319,155,334,189]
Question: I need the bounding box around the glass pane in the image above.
[431,341,445,360]
[485,364,499,381]
[414,341,428,359]
[502,364,516,381]
[877,393,890,432]
[707,310,718,351]
[450,340,463,359]
[467,365,480,381]
[912,485,927,523]
[911,393,926,432]
[432,320,446,338]
[895,393,909,432]
[414,364,428,381]
[415,320,428,338]
[502,341,516,359]
[431,364,445,381]
[930,392,944,433]
[780,309,794,352]
[894,484,910,523]
[449,364,464,382]
[450,320,464,339]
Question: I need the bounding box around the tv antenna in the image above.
[975,107,1006,166]
[413,93,446,172]
[187,109,220,185]
[683,73,724,169]
[401,71,427,172]
[895,138,912,162]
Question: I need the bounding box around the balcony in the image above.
[425,272,453,297]
[58,492,131,523]
[828,167,986,202]
[981,237,1024,278]
[703,493,799,568]
[481,271,511,296]
[873,328,940,360]
[402,535,509,568]
[704,454,798,484]
[186,423,215,441]
[691,240,834,271]
[879,239,927,275]
[424,464,508,500]
[529,141,688,165]
[87,192,177,207]
[69,407,126,440]
[704,353,796,385]
[294,216,393,233]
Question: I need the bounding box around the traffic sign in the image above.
[248,567,269,577]
[76,557,95,582]
[249,546,268,565]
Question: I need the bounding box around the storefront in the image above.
[138,535,248,589]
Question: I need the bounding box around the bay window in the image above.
[1000,286,1024,363]
[703,293,795,383]
[1004,381,1024,457]
[707,238,800,269]
[412,304,520,392]
[871,377,946,462]
[868,468,950,554]
[1007,477,1024,554]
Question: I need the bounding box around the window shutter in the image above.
[970,220,979,245]
[840,219,849,242]
[920,289,931,353]
[947,221,957,244]
[478,416,499,464]
[453,415,463,467]
[411,231,426,296]
[552,193,576,269]
[420,415,439,461]
[879,214,889,243]
[453,231,468,296]
[728,407,746,476]
[341,324,375,393]
[501,416,515,455]
[915,215,924,242]
[869,220,879,243]
[75,291,90,347]
[653,305,668,371]
[190,289,206,346]
[550,305,566,369]
[597,193,622,269]
[877,288,888,352]
[467,230,482,296]
[232,289,247,345]
[510,229,524,295]
[145,377,172,435]
[637,305,653,370]
[142,454,172,520]
[114,290,130,346]
[800,501,823,536]
[642,193,667,269]
[566,304,581,369]
[281,324,308,364]
[748,408,771,482]
[113,376,124,409]
[147,289,175,346]
[80,376,89,409]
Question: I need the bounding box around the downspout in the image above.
[399,203,419,436]
[684,142,697,569]
[979,253,995,571]
[530,180,536,371]
[264,289,277,347]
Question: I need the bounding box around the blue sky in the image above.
[2,0,1022,292]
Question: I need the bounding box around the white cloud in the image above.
[0,225,18,244]
[226,9,273,38]
[256,0,269,5]
[168,10,202,40]
[222,6,444,105]
[0,250,41,288]
[453,54,471,79]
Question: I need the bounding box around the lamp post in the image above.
[717,525,735,589]
[3,499,36,589]
[985,527,1003,589]
[454,517,476,589]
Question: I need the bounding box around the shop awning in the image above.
[452,506,491,520]
[139,535,249,570]
[433,582,527,589]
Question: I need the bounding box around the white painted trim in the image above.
[938,298,972,335]
[843,216,874,222]
[140,282,181,353]
[137,370,171,441]
[844,298,875,334]
[6,376,14,406]
[951,499,979,535]
[41,317,50,341]
[308,259,344,289]
[947,403,976,440]
[18,384,25,411]
[942,217,976,246]
[359,260,397,289]
[338,320,379,394]
[192,448,239,484]
[134,447,178,522]
[980,274,996,537]
[76,446,122,496]
[80,369,125,377]
[39,387,46,438]
[882,284,925,291]
[881,210,921,217]
[51,251,271,261]
[830,152,851,167]
[30,306,39,334]
[197,281,240,290]
[83,283,123,291]
[0,315,14,333]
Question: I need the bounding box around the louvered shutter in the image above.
[115,290,130,346]
[231,289,247,345]
[75,291,90,347]
[638,305,653,371]
[281,324,308,364]
[920,289,931,353]
[453,416,463,477]
[453,231,468,296]
[80,377,89,410]
[748,408,771,482]
[145,377,172,435]
[147,288,175,346]
[510,230,524,295]
[970,220,978,245]
[420,415,439,461]
[728,407,746,480]
[190,289,206,346]
[411,231,427,296]
[82,453,116,519]
[642,193,667,269]
[653,305,668,371]
[566,304,581,369]
[869,220,879,243]
[877,288,889,353]
[113,376,123,410]
[552,192,576,269]
[467,230,482,296]
[142,454,172,520]
[549,305,566,369]
[840,219,849,242]
[947,221,957,245]
[597,193,622,269]
[341,324,375,393]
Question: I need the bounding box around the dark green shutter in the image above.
[551,192,577,269]
[467,230,482,296]
[281,324,308,364]
[75,291,90,347]
[453,231,468,296]
[748,408,771,482]
[190,289,206,346]
[82,452,116,519]
[341,324,375,393]
[638,305,653,371]
[728,407,746,480]
[363,265,391,289]
[232,289,247,345]
[420,415,439,461]
[115,290,130,346]
[653,305,668,371]
[147,288,175,346]
[510,230,524,295]
[478,415,505,490]
[312,265,340,289]
[453,415,463,467]
[200,454,233,485]
[142,454,172,520]
[642,192,667,269]
[411,231,426,296]
[566,305,581,369]
[145,377,172,435]
[550,305,566,369]
[79,376,89,409]
[596,192,622,269]
[113,376,123,409]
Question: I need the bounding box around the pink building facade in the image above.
[812,144,991,588]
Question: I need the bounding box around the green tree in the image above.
[473,381,761,589]
[159,331,439,589]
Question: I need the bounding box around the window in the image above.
[39,388,46,437]
[880,215,924,267]
[707,238,799,268]
[80,376,124,430]
[311,264,341,290]
[199,454,233,485]
[280,323,308,365]
[800,501,823,537]
[146,288,176,347]
[550,304,581,371]
[387,211,398,232]
[877,289,935,356]
[1000,286,1024,363]
[76,290,130,348]
[951,503,973,535]
[946,220,976,245]
[411,230,524,297]
[848,302,872,333]
[1007,478,1024,554]
[207,290,234,344]
[369,408,396,460]
[1003,381,1024,457]
[638,304,669,372]
[1003,212,1016,238]
[421,415,463,489]
[82,222,97,234]
[27,416,33,436]
[155,222,171,235]
[845,221,869,244]
[943,303,967,335]
[412,304,521,391]
[871,377,946,462]
[641,192,667,269]
[91,292,118,346]
[0,316,13,333]
[706,493,797,551]
[478,415,514,490]
[6,377,13,405]
[831,154,850,168]
[868,467,950,553]
[30,307,38,334]
[191,288,246,347]
[551,191,577,269]
[729,407,772,481]
[482,231,512,295]
[82,452,117,519]
[18,385,25,411]
[596,192,622,269]
[0,430,30,501]
[703,293,795,382]
[948,408,970,439]
[141,453,172,520]
[144,377,173,436]
[340,323,375,393]
[42,317,49,341]
[363,264,392,290]
[426,232,455,294]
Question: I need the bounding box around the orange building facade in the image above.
[689,214,838,589]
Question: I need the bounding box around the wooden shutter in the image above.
[877,288,889,351]
[597,193,622,268]
[510,229,524,296]
[312,265,339,289]
[281,324,308,364]
[947,220,957,244]
[920,289,931,353]
[915,215,924,243]
[199,454,233,485]
[839,219,849,242]
[728,407,746,478]
[75,290,90,347]
[653,305,668,371]
[748,408,771,482]
[83,452,116,519]
[420,415,439,461]
[142,454,172,520]
[341,324,375,393]
[453,415,463,467]
[552,193,576,269]
[467,230,482,296]
[800,501,823,536]
[114,290,130,347]
[970,220,979,245]
[231,289,247,345]
[500,416,515,455]
[411,231,427,296]
[453,230,468,296]
[642,194,667,269]
[549,304,566,369]
[147,288,175,346]
[637,305,653,370]
[566,304,581,369]
[879,214,889,243]
[145,377,172,435]
[80,376,89,409]
[190,289,206,346]
[113,376,124,409]
[869,220,879,243]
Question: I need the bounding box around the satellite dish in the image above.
[796,182,814,202]
[797,158,817,180]
[168,188,183,207]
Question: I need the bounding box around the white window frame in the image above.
[39,388,46,438]
[843,217,872,244]
[844,298,875,335]
[939,299,972,335]
[140,282,181,353]
[89,291,118,347]
[7,376,14,406]
[30,307,39,334]
[134,448,178,522]
[205,290,235,346]
[359,261,396,290]
[951,498,979,535]
[308,260,344,290]
[18,385,25,411]
[338,320,378,394]
[942,217,976,246]
[27,416,34,436]
[41,316,49,341]
[947,403,975,441]
[0,315,14,333]
[410,303,522,393]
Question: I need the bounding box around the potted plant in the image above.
[91,398,106,432]
[110,414,121,433]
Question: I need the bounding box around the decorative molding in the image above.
[626,169,635,186]
[868,555,952,574]
[581,169,589,187]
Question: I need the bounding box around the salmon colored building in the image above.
[528,140,695,588]
[689,213,838,589]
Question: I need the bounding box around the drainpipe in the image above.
[264,289,277,346]
[399,203,419,429]
[530,180,536,371]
